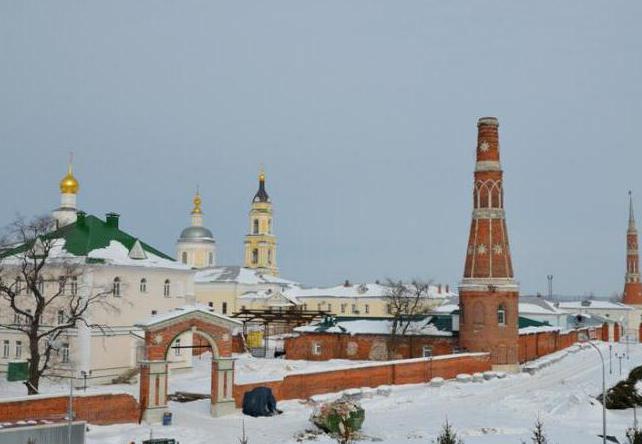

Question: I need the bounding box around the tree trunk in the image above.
[27,331,41,395]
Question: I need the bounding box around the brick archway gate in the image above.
[135,306,242,422]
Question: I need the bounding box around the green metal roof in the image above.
[518,316,550,328]
[1,213,174,262]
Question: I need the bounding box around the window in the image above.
[317,303,322,311]
[327,303,332,312]
[113,277,121,297]
[253,219,259,234]
[222,302,228,315]
[341,304,347,314]
[181,252,187,264]
[268,219,272,234]
[140,278,147,293]
[422,346,433,358]
[57,310,65,325]
[58,276,65,294]
[2,340,9,359]
[303,303,308,311]
[365,304,370,314]
[61,343,70,364]
[267,249,272,265]
[174,339,181,356]
[497,304,506,326]
[15,277,22,294]
[208,301,213,307]
[13,313,20,325]
[163,279,170,297]
[70,276,78,296]
[15,341,22,358]
[351,304,357,314]
[25,309,32,325]
[151,310,157,315]
[252,249,259,265]
[312,343,322,356]
[209,252,213,265]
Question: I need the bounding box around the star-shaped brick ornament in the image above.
[493,244,503,255]
[479,141,490,152]
[477,244,487,255]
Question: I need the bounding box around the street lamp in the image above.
[587,341,607,444]
[616,352,626,376]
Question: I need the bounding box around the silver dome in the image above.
[178,226,215,242]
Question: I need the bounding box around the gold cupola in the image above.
[192,190,202,214]
[59,162,79,195]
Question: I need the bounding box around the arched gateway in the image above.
[135,306,242,422]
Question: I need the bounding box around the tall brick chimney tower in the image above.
[622,191,642,305]
[458,117,519,366]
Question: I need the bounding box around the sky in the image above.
[1,1,641,297]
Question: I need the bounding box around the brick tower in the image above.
[622,191,642,305]
[458,117,519,366]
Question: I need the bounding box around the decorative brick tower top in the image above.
[622,191,642,305]
[459,117,519,366]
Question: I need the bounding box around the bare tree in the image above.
[0,215,112,394]
[384,279,432,359]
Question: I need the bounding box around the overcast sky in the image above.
[1,2,641,296]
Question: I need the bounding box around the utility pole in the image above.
[67,376,73,444]
[547,274,554,299]
[609,344,613,375]
[587,341,607,444]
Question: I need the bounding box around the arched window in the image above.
[181,251,187,264]
[253,219,259,234]
[70,276,78,296]
[163,279,170,297]
[113,277,121,297]
[268,219,272,234]
[222,302,228,314]
[252,249,259,265]
[208,252,213,265]
[497,304,506,326]
[267,249,273,265]
[140,278,147,293]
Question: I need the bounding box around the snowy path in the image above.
[76,343,642,443]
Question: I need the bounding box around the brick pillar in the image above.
[140,360,168,423]
[210,357,236,417]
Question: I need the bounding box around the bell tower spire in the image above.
[244,166,278,275]
[458,117,519,367]
[623,191,642,305]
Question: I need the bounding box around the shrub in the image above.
[311,399,365,444]
[433,420,464,444]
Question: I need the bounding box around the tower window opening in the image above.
[163,279,171,297]
[252,249,259,265]
[181,252,187,264]
[253,219,259,235]
[113,277,121,297]
[497,304,506,326]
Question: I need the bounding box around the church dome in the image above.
[179,226,214,242]
[59,166,79,194]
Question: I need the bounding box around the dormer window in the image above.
[140,278,147,293]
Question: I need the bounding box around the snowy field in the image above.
[3,343,642,443]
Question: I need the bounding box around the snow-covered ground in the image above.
[3,343,642,443]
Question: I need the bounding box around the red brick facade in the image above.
[459,117,519,366]
[284,333,456,361]
[0,393,139,425]
[233,353,491,407]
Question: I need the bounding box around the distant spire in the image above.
[59,152,79,194]
[192,188,202,215]
[629,191,636,232]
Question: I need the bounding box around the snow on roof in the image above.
[87,241,191,270]
[432,303,459,314]
[239,289,300,306]
[135,304,242,328]
[558,300,633,310]
[194,266,298,286]
[287,282,455,300]
[294,318,452,337]
[519,326,562,334]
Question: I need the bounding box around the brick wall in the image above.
[517,326,605,363]
[284,333,456,361]
[0,393,139,425]
[233,353,490,407]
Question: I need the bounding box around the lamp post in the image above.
[587,341,607,444]
[609,344,613,375]
[616,352,626,376]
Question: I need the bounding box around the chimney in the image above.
[438,284,442,294]
[105,212,120,229]
[445,284,449,294]
[344,280,351,287]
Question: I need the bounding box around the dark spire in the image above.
[253,168,270,203]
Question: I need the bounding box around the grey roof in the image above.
[178,226,215,242]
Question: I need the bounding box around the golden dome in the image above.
[59,164,79,194]
[192,191,202,214]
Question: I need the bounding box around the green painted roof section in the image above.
[518,316,550,328]
[1,214,174,262]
